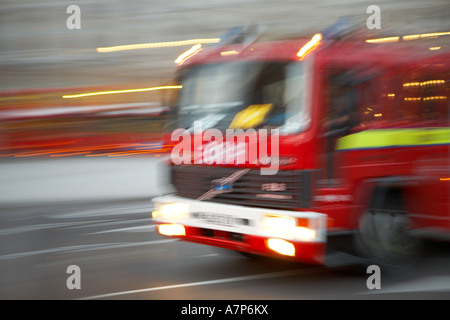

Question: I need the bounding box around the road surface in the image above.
[1,197,449,301]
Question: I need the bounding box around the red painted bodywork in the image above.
[160,33,450,261]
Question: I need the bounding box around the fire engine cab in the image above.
[152,24,450,267]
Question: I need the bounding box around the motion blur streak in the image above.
[96,38,220,53]
[365,36,399,43]
[403,31,450,40]
[50,152,92,157]
[367,31,450,43]
[297,33,322,60]
[62,85,182,99]
[175,44,203,65]
[1,0,449,301]
[220,50,240,56]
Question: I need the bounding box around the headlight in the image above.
[152,203,189,221]
[294,227,316,242]
[262,214,318,242]
[263,215,296,235]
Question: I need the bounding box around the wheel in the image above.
[355,208,422,269]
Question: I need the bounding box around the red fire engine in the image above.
[152,25,449,267]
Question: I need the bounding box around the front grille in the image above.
[198,228,245,242]
[171,165,311,210]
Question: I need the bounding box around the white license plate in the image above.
[192,212,249,227]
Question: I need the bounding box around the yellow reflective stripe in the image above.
[336,128,450,151]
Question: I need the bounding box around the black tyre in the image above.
[355,207,422,270]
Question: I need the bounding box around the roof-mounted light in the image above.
[175,44,202,65]
[297,33,322,60]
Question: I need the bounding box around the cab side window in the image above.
[326,69,359,136]
[399,73,449,124]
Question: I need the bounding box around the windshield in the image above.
[177,61,309,133]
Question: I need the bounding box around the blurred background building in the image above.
[1,0,449,89]
[0,0,448,158]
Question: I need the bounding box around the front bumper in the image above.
[151,195,328,264]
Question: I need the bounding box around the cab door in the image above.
[319,68,359,186]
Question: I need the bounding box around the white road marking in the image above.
[65,218,153,230]
[195,253,219,258]
[87,224,156,235]
[0,220,113,236]
[35,246,168,269]
[48,206,152,219]
[359,276,450,294]
[0,239,176,260]
[79,268,325,300]
[0,218,155,235]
